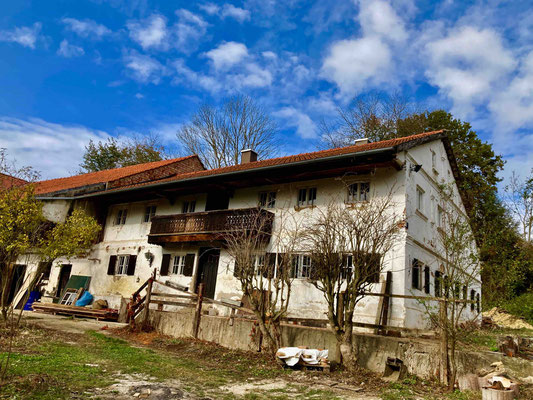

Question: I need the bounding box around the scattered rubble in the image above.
[483,308,533,330]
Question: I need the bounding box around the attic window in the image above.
[143,206,156,222]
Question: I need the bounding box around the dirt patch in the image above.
[91,374,195,400]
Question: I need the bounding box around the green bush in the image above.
[501,291,533,324]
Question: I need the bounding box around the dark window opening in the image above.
[258,191,276,208]
[424,266,430,294]
[435,271,442,297]
[144,205,156,222]
[412,259,421,290]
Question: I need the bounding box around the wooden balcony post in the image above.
[142,269,156,330]
[192,283,204,339]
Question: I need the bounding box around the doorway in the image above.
[196,248,220,299]
[205,192,230,211]
[7,264,26,305]
[55,264,72,299]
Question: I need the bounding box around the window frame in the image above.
[347,182,370,203]
[115,208,128,225]
[297,187,317,208]
[416,186,425,214]
[172,255,186,275]
[116,255,130,276]
[293,254,312,279]
[143,205,157,223]
[411,259,422,290]
[182,200,196,214]
[258,191,276,208]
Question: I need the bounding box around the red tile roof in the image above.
[35,156,202,195]
[36,130,446,197]
[104,130,446,193]
[0,173,27,189]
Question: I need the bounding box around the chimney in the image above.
[241,149,258,164]
[354,138,369,146]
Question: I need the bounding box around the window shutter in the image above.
[183,254,195,277]
[127,255,137,276]
[107,256,117,275]
[424,266,430,294]
[264,253,276,279]
[160,254,171,276]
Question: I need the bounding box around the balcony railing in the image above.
[148,207,274,243]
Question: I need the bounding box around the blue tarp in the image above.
[75,291,93,307]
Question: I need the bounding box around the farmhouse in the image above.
[21,130,480,329]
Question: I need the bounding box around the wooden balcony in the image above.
[148,208,274,244]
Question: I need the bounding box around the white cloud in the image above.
[235,63,272,88]
[199,3,220,15]
[322,36,391,96]
[425,26,516,115]
[274,107,318,139]
[0,23,42,49]
[127,14,169,51]
[62,18,111,39]
[220,4,251,23]
[57,39,85,57]
[0,117,110,179]
[200,3,250,23]
[205,41,248,69]
[358,0,407,42]
[174,9,208,53]
[123,50,168,84]
[262,51,277,59]
[135,93,144,99]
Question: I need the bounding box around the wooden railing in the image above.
[148,208,274,242]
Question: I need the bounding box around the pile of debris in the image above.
[276,346,330,372]
[482,308,533,330]
[498,336,533,361]
[459,362,521,398]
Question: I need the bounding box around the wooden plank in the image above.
[192,283,204,339]
[378,271,393,335]
[151,292,195,300]
[373,275,388,334]
[150,299,195,308]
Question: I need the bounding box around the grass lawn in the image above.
[0,320,515,399]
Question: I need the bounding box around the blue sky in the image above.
[0,0,532,183]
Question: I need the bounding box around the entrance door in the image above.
[196,248,220,299]
[55,264,72,299]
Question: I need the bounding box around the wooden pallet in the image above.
[32,302,119,321]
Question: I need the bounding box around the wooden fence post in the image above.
[142,269,156,330]
[192,283,204,339]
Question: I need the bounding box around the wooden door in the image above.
[196,248,220,299]
[55,264,72,299]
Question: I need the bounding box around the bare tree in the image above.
[304,188,402,370]
[419,184,480,389]
[177,95,279,169]
[505,170,533,241]
[225,207,302,354]
[321,92,427,148]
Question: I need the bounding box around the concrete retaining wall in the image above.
[151,309,533,380]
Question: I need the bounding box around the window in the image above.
[462,285,468,300]
[172,255,186,275]
[476,293,480,313]
[435,271,442,297]
[292,254,312,278]
[470,290,476,312]
[437,206,443,227]
[116,255,130,275]
[347,182,370,203]
[258,191,276,208]
[297,188,317,207]
[342,253,380,283]
[416,187,425,213]
[182,200,196,213]
[115,209,127,225]
[143,205,156,222]
[424,266,430,294]
[254,255,265,275]
[412,259,421,290]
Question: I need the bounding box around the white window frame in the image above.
[143,205,156,223]
[297,187,317,207]
[172,255,186,275]
[347,182,370,203]
[182,200,196,213]
[293,254,312,279]
[258,191,276,208]
[116,255,130,275]
[416,186,425,213]
[254,254,265,276]
[115,209,128,225]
